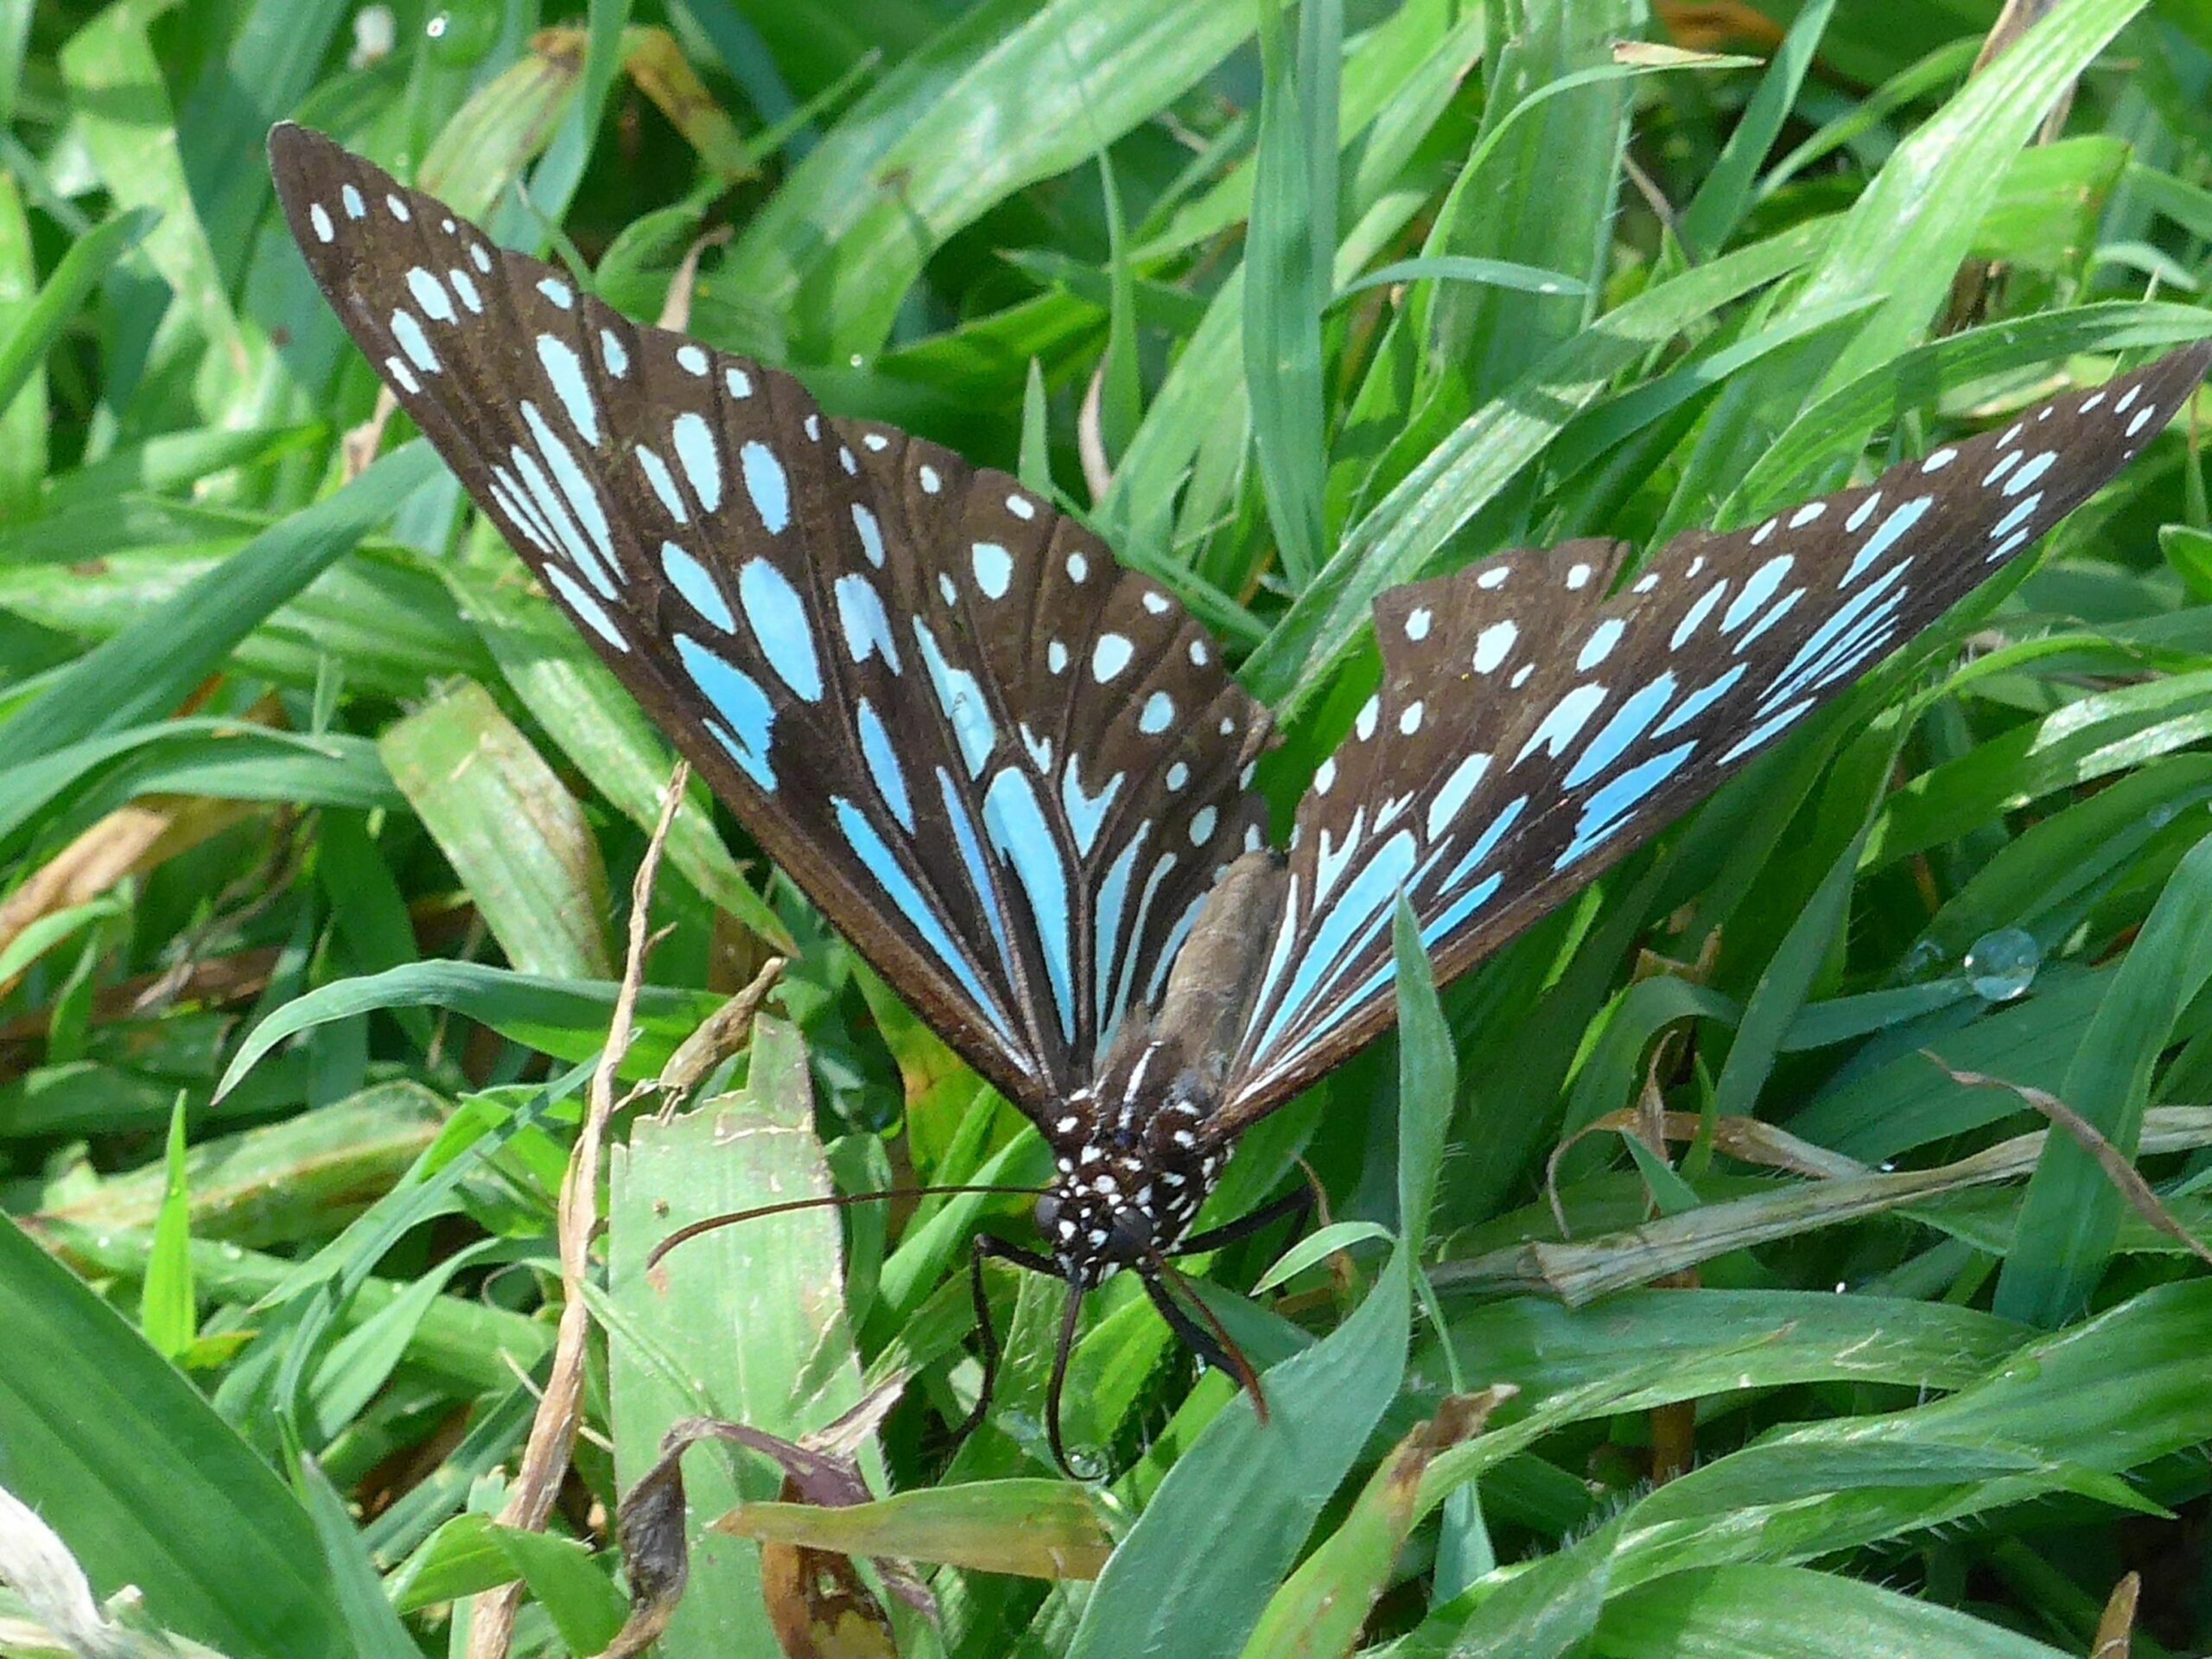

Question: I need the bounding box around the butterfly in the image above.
[270,121,2209,1468]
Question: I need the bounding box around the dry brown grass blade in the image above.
[1546,1107,1869,1234]
[1946,0,2075,327]
[469,761,688,1659]
[1653,2,1786,53]
[1441,1107,2212,1304]
[605,1381,927,1656]
[0,796,255,1000]
[342,386,398,482]
[1077,359,1113,505]
[622,27,755,186]
[657,954,785,1096]
[656,224,734,334]
[2090,1570,2140,1659]
[1928,1057,2212,1272]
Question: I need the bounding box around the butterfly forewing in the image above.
[269,123,1267,1110]
[1213,343,2212,1129]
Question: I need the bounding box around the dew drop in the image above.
[1963,926,2039,1002]
[1897,938,1948,984]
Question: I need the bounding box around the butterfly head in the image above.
[1036,1072,1220,1289]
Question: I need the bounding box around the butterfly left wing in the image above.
[267,124,1269,1114]
[1209,342,2211,1128]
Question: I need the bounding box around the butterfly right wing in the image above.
[1207,341,2212,1130]
[269,124,1268,1112]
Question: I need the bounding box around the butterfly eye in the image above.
[1105,1207,1153,1264]
[1034,1192,1062,1234]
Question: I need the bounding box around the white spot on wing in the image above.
[1577,619,1624,670]
[1473,620,1517,673]
[973,541,1013,600]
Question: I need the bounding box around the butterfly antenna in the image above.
[643,1184,1046,1272]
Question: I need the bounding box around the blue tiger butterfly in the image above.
[270,122,2209,1469]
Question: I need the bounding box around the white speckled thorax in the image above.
[1039,1045,1223,1287]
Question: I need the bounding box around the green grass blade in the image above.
[1677,0,1835,258]
[0,1217,346,1656]
[379,681,614,980]
[1243,219,1834,715]
[0,202,155,421]
[1243,0,1336,588]
[215,963,723,1100]
[607,1014,865,1659]
[296,1457,419,1659]
[1591,1563,2075,1657]
[725,0,1255,357]
[0,445,439,772]
[140,1093,196,1359]
[1995,829,2212,1322]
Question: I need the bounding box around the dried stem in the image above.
[468,761,689,1659]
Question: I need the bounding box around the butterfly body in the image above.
[269,120,2209,1456]
[1039,848,1288,1286]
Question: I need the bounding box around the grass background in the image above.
[3,0,2212,1655]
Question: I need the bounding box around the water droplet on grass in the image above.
[1964,927,2039,1001]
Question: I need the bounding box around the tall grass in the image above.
[3,1,2210,1656]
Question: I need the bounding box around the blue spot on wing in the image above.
[674,633,775,791]
[855,699,914,830]
[737,559,822,701]
[1564,672,1675,790]
[1251,831,1417,1061]
[833,796,1015,1049]
[742,440,790,533]
[1092,826,1150,1037]
[935,765,1020,996]
[535,334,599,444]
[661,542,734,631]
[983,769,1077,1044]
[1554,740,1696,868]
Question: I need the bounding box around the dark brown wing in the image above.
[1209,341,2211,1132]
[268,123,1268,1112]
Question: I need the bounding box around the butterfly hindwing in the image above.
[268,123,1268,1111]
[1213,343,2212,1128]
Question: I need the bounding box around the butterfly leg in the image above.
[1173,1183,1314,1255]
[949,1231,1057,1452]
[1139,1266,1272,1427]
[1140,1269,1238,1377]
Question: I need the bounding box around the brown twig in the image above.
[467,762,689,1659]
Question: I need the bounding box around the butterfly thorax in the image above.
[1035,851,1287,1287]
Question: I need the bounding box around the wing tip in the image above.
[265,119,337,190]
[2150,337,2212,407]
